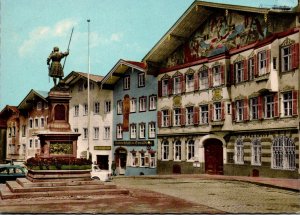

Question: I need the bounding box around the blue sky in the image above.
[0,0,297,110]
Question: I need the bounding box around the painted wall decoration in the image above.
[164,11,270,68]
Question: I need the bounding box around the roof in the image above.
[100,59,147,87]
[63,71,104,86]
[142,0,297,65]
[17,89,48,110]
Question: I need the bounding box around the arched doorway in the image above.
[204,139,223,175]
[115,147,127,175]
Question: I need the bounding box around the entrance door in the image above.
[115,148,127,175]
[97,155,109,170]
[204,140,223,175]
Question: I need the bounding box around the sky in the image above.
[0,0,298,110]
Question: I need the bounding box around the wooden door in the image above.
[204,140,223,175]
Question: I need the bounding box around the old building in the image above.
[64,71,113,170]
[101,60,158,176]
[143,1,299,178]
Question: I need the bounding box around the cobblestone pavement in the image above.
[113,176,300,214]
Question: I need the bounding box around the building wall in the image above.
[113,68,158,176]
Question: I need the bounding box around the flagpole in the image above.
[87,19,91,161]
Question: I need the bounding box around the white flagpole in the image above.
[87,19,91,161]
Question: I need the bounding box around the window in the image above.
[116,125,123,139]
[162,140,169,160]
[22,125,26,137]
[200,105,208,124]
[199,70,208,90]
[104,127,110,140]
[41,118,45,128]
[139,123,146,139]
[187,140,195,161]
[251,138,261,166]
[258,51,267,75]
[83,128,88,139]
[29,119,33,129]
[140,152,145,167]
[174,140,182,161]
[29,139,33,148]
[214,102,221,121]
[35,139,39,149]
[83,103,88,116]
[150,153,156,167]
[131,152,137,166]
[173,109,181,126]
[8,127,12,138]
[213,66,221,86]
[93,127,99,139]
[74,105,79,117]
[35,118,39,128]
[272,136,295,170]
[130,98,137,113]
[44,103,48,109]
[117,100,123,115]
[138,73,145,87]
[250,98,258,120]
[283,92,292,116]
[105,101,111,113]
[273,57,277,70]
[139,97,146,112]
[123,76,130,90]
[94,102,100,114]
[281,46,291,72]
[235,137,244,164]
[12,126,16,137]
[148,122,156,138]
[162,110,169,127]
[265,95,274,118]
[248,57,255,80]
[186,74,194,92]
[186,107,194,125]
[74,128,78,133]
[235,61,244,83]
[162,79,169,96]
[37,102,42,110]
[130,124,137,139]
[149,96,157,111]
[173,76,181,94]
[236,100,244,121]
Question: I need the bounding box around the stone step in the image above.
[17,178,104,188]
[27,172,91,180]
[0,187,130,200]
[6,181,117,193]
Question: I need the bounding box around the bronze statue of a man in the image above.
[47,47,69,86]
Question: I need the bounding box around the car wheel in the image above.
[91,176,100,180]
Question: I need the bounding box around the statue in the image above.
[47,47,69,86]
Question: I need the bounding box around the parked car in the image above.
[90,164,112,182]
[0,165,27,183]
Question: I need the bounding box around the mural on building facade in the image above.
[165,11,270,68]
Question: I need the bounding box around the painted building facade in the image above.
[101,60,158,176]
[64,71,113,170]
[143,1,300,178]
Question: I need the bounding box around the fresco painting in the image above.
[165,11,270,68]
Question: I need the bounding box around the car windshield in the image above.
[0,166,25,174]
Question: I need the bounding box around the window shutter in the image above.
[209,104,213,122]
[168,109,173,127]
[266,49,271,73]
[292,43,299,69]
[258,96,263,120]
[243,98,248,121]
[243,59,248,81]
[181,74,185,93]
[158,80,162,97]
[221,102,225,121]
[254,54,258,77]
[181,108,186,126]
[274,93,279,117]
[193,106,199,125]
[208,68,213,88]
[194,73,199,91]
[221,65,225,85]
[292,90,298,115]
[168,78,173,96]
[230,64,234,85]
[157,111,162,128]
[232,102,236,122]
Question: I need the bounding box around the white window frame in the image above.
[248,57,255,80]
[213,66,221,87]
[29,139,33,149]
[117,100,123,115]
[162,79,169,97]
[251,138,261,166]
[187,139,195,161]
[138,73,145,87]
[186,73,194,92]
[139,97,146,112]
[104,127,110,140]
[74,105,79,117]
[162,110,169,127]
[235,137,244,164]
[150,153,156,168]
[173,109,181,126]
[186,107,194,125]
[200,105,208,124]
[83,103,88,116]
[282,91,292,116]
[139,123,146,139]
[214,102,221,121]
[94,102,100,114]
[124,76,130,90]
[83,128,88,140]
[281,46,291,72]
[265,95,274,119]
[162,140,169,160]
[258,50,267,75]
[236,100,244,122]
[116,125,123,139]
[130,98,137,113]
[250,98,258,120]
[93,127,99,140]
[235,61,244,83]
[130,124,137,139]
[149,96,157,111]
[40,117,45,128]
[272,136,295,170]
[174,140,182,161]
[148,122,156,139]
[173,76,181,94]
[104,101,111,113]
[199,70,208,90]
[74,128,78,133]
[34,118,39,128]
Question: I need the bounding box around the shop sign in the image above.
[114,140,154,146]
[94,146,111,150]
